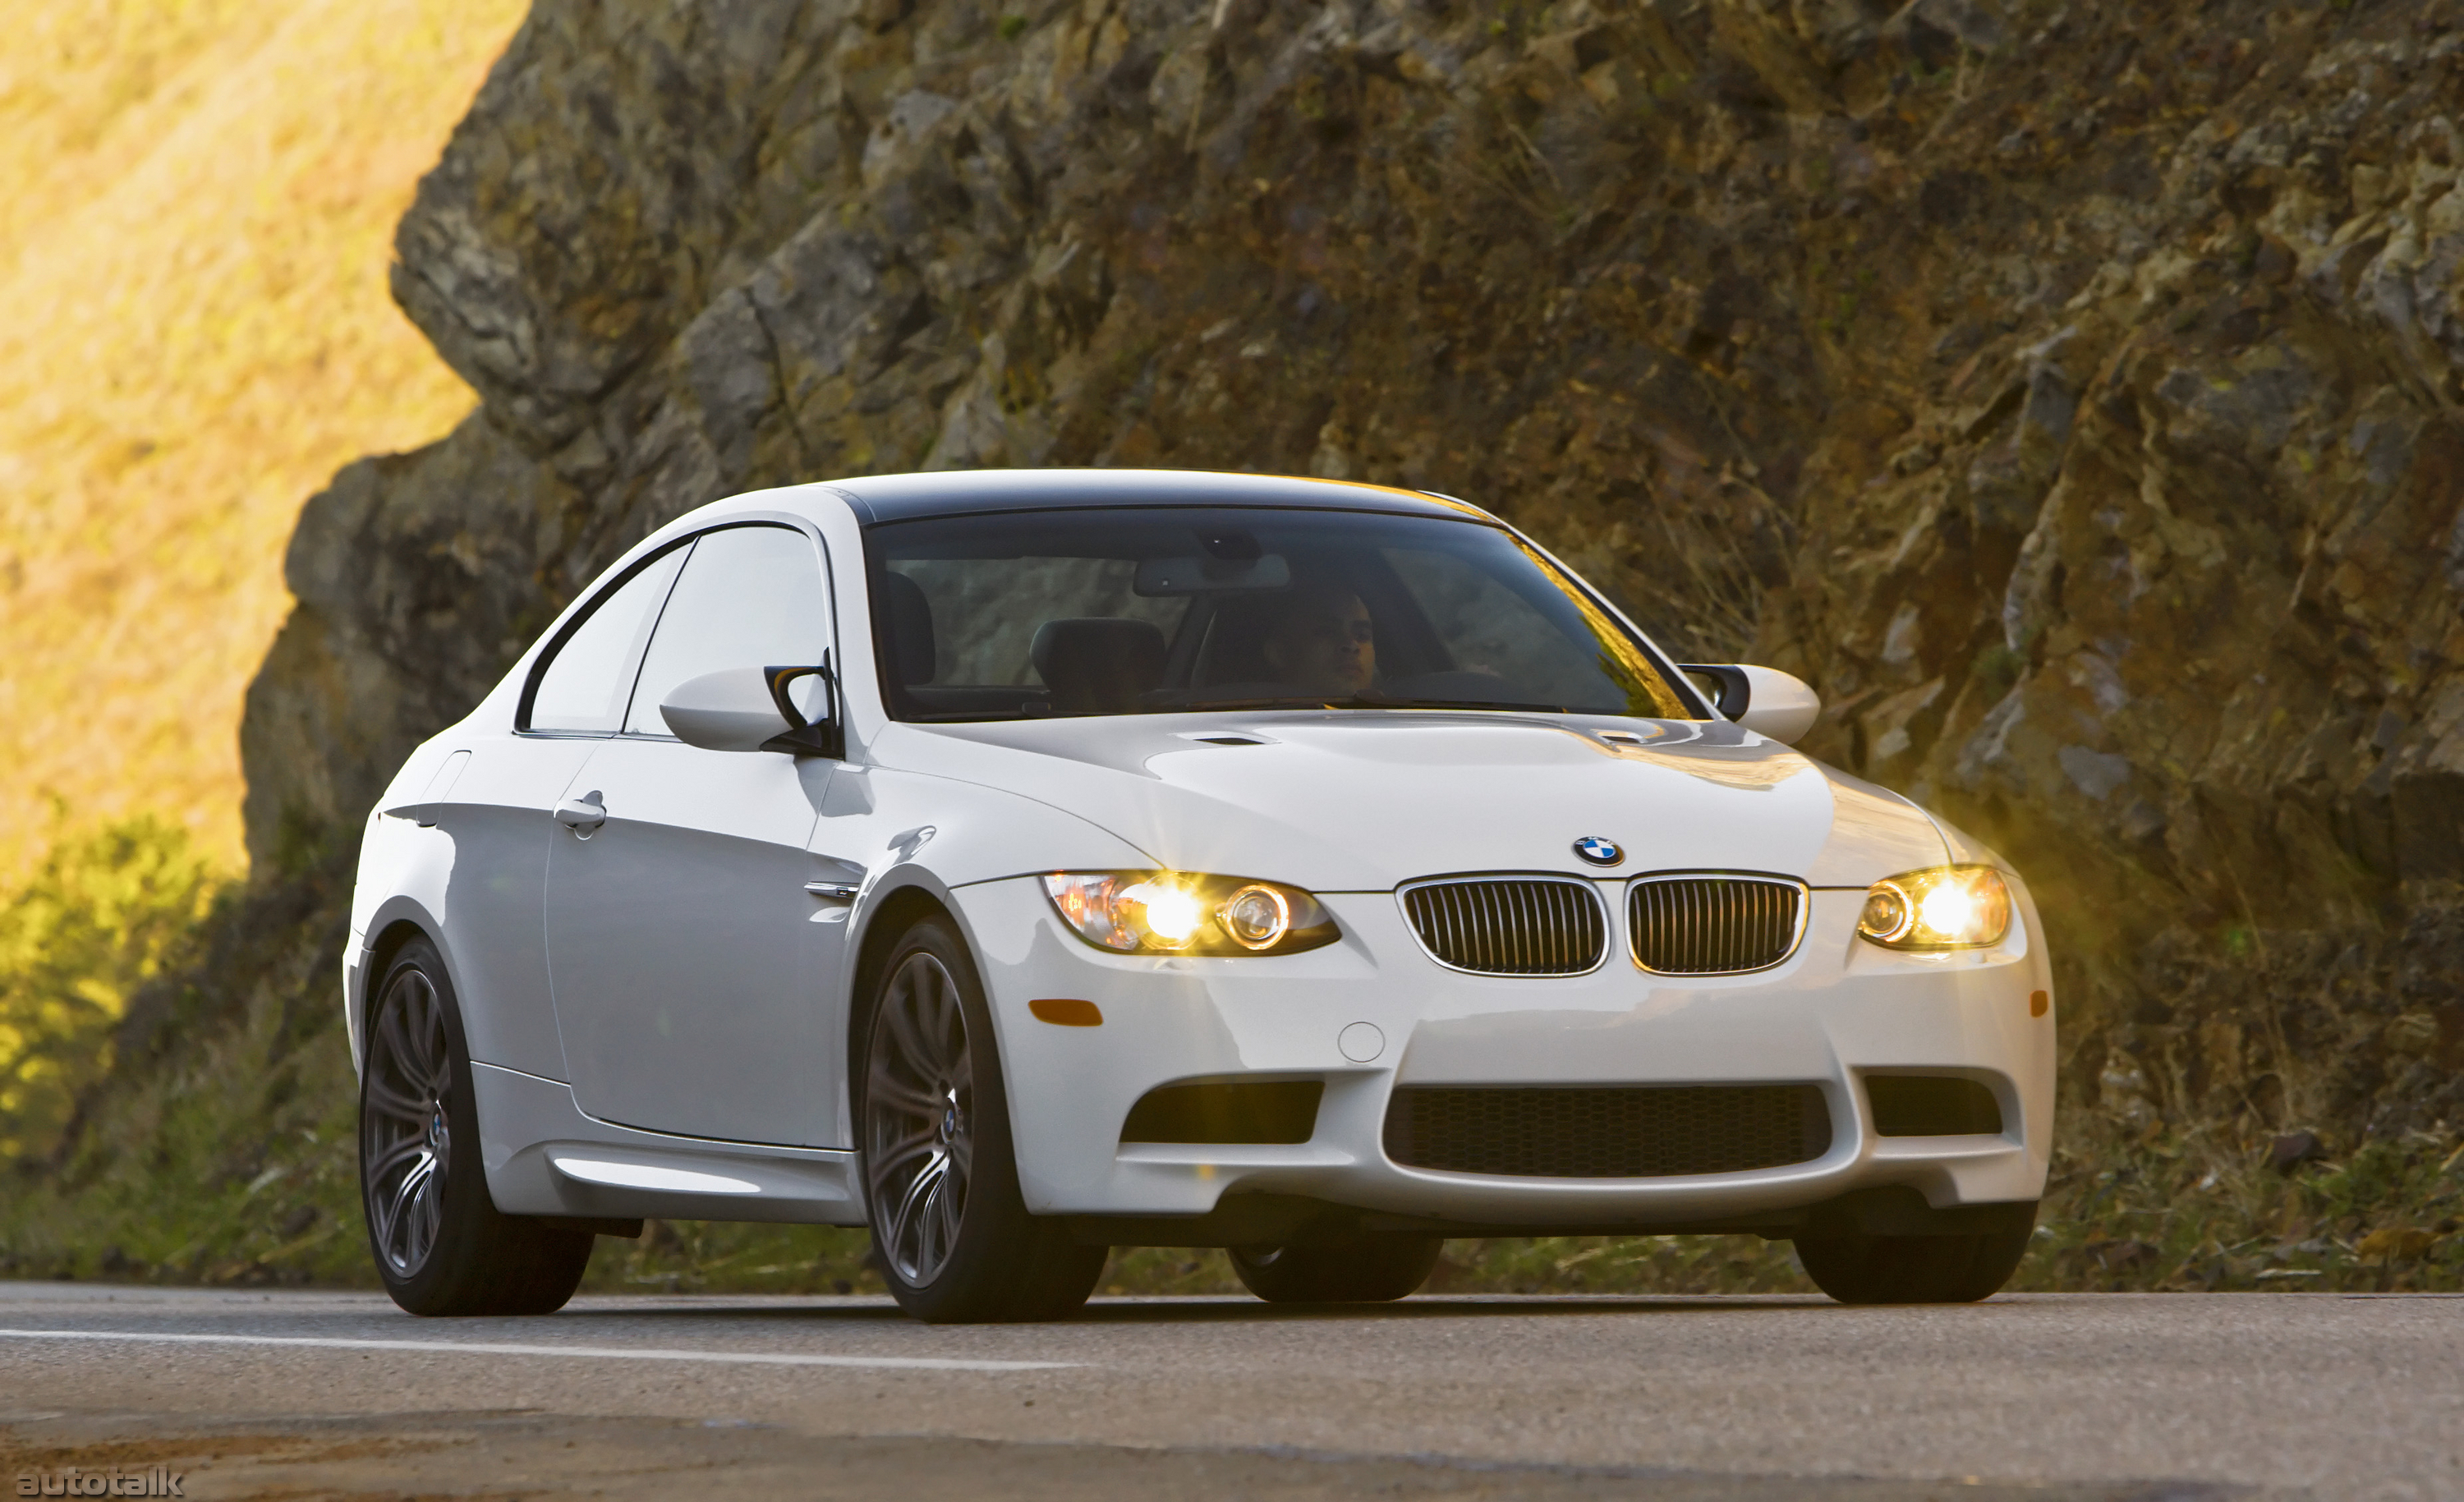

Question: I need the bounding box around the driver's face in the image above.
[1265,592,1375,694]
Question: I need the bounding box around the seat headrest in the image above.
[1030,618,1168,714]
[881,572,937,685]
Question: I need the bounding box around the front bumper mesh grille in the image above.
[1384,1083,1832,1178]
[1628,875,1805,974]
[1400,878,1607,976]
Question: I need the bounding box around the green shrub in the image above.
[0,819,222,1164]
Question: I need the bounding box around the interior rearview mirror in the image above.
[1133,553,1293,595]
[661,659,841,756]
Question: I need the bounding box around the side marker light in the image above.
[1030,998,1103,1027]
[2030,990,2049,1017]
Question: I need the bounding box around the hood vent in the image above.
[1399,876,1607,976]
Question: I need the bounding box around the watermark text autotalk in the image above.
[15,1467,183,1497]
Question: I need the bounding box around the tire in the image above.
[1793,1220,2034,1305]
[1230,1232,1443,1303]
[360,938,594,1316]
[858,916,1105,1323]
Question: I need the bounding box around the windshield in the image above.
[864,505,1701,722]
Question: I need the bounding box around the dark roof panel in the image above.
[827,467,1490,524]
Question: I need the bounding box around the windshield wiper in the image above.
[1149,694,1579,714]
[1139,695,1372,711]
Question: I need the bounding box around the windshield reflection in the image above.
[865,505,1702,723]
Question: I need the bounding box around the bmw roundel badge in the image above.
[1573,836,1624,866]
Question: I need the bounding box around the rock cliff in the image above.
[246,0,2464,1203]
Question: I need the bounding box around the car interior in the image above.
[878,549,1521,720]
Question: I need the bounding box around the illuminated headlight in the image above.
[1041,872,1339,956]
[1856,865,2013,950]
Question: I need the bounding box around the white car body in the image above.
[345,470,2053,1252]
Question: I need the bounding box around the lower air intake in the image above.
[1384,1083,1832,1178]
[1867,1075,2004,1137]
[1120,1080,1323,1145]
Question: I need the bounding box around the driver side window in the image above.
[623,525,834,736]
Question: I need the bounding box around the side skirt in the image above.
[471,1062,868,1226]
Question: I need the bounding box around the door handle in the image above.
[554,792,606,836]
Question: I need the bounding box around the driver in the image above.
[1260,584,1376,696]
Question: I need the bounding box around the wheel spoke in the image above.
[931,1154,964,1259]
[870,1127,942,1179]
[880,968,941,1075]
[403,979,451,1092]
[924,967,963,1064]
[885,1151,940,1274]
[363,1072,430,1123]
[866,1072,945,1121]
[367,1132,432,1181]
[380,1151,435,1269]
[894,1153,949,1276]
[407,1164,444,1268]
[377,993,418,1078]
[367,1160,401,1252]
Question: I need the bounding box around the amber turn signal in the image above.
[1029,998,1103,1027]
[2030,990,2049,1017]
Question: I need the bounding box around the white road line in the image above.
[0,1328,1072,1373]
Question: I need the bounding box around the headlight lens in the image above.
[1856,865,2012,949]
[1041,872,1338,956]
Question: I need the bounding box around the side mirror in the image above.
[1678,663,1821,746]
[660,659,841,756]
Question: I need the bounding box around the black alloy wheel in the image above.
[864,946,975,1287]
[1230,1231,1444,1303]
[359,938,594,1316]
[859,916,1105,1323]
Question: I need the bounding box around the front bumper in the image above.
[955,875,2054,1234]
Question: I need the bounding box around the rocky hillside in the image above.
[28,0,2464,1287]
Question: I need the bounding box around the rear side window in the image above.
[526,546,688,733]
[623,525,833,735]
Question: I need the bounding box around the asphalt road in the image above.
[2,1282,2457,1500]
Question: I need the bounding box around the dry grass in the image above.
[0,0,526,884]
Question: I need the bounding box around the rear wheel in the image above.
[1793,1221,2034,1305]
[859,917,1105,1323]
[1230,1232,1442,1303]
[360,939,594,1316]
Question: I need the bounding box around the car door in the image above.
[542,522,845,1147]
[429,541,693,1078]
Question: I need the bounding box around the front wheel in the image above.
[360,939,594,1315]
[858,917,1105,1323]
[1230,1232,1443,1303]
[1793,1222,2034,1305]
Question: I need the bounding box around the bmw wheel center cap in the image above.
[1573,836,1624,866]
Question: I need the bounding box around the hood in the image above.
[878,712,1949,892]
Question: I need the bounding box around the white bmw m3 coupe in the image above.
[346,469,2053,1321]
